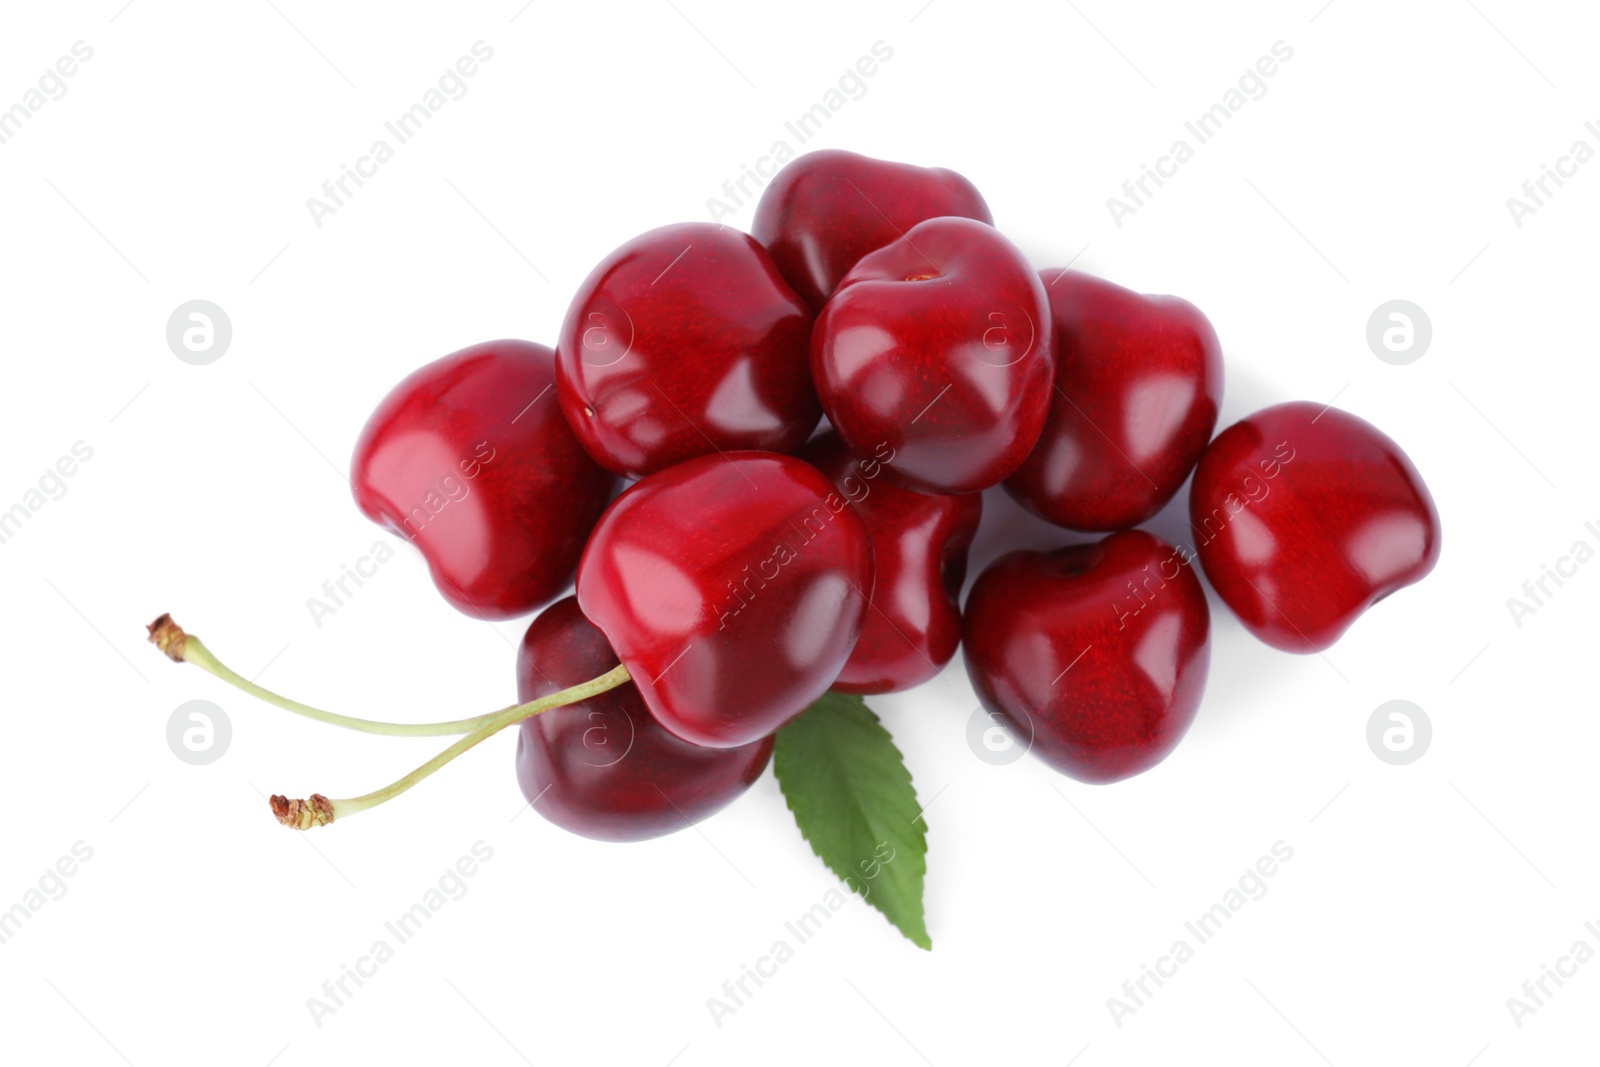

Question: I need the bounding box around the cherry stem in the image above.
[146,614,514,737]
[268,662,632,830]
[145,614,634,831]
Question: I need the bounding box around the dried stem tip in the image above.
[271,794,334,830]
[146,614,189,662]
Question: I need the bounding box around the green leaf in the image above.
[773,691,930,949]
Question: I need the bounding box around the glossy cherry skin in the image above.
[799,431,981,694]
[811,217,1054,495]
[1005,271,1223,531]
[352,340,615,619]
[752,149,993,310]
[964,530,1211,783]
[555,222,818,480]
[515,597,772,842]
[576,451,873,748]
[1189,402,1441,653]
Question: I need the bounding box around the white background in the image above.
[1,1,1595,1064]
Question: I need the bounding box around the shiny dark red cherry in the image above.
[799,431,981,694]
[352,339,615,619]
[811,216,1054,495]
[1006,271,1223,531]
[1189,402,1441,653]
[576,451,873,748]
[963,530,1211,783]
[515,597,772,842]
[752,149,993,310]
[555,222,818,480]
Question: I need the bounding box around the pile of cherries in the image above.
[157,149,1441,851]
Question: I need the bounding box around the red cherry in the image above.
[556,222,818,479]
[515,597,772,842]
[963,530,1211,783]
[1189,402,1441,653]
[811,217,1054,495]
[1006,271,1223,531]
[752,149,993,309]
[576,451,873,748]
[352,340,615,619]
[799,431,981,694]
